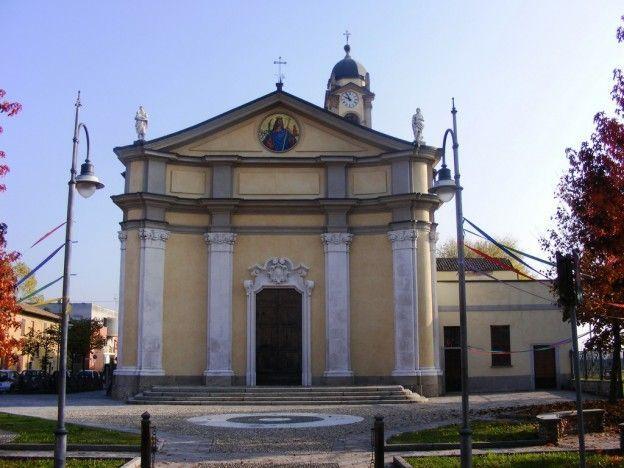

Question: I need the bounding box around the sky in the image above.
[1,1,622,309]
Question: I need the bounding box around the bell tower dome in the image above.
[324,40,375,128]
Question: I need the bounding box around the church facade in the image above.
[112,44,445,399]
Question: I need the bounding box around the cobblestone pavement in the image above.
[0,390,586,466]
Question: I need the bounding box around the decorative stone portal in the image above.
[187,412,363,429]
[244,257,314,386]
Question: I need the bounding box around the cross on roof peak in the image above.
[343,30,351,44]
[273,56,287,86]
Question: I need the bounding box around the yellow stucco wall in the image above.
[348,212,391,227]
[347,166,391,198]
[165,165,211,198]
[350,234,395,376]
[162,233,208,375]
[233,167,326,199]
[122,230,139,367]
[232,234,326,377]
[437,281,571,379]
[232,214,325,227]
[172,108,387,157]
[128,161,144,193]
[411,160,430,194]
[165,212,211,226]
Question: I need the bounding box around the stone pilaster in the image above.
[137,228,169,376]
[388,228,419,377]
[321,232,353,382]
[114,231,134,376]
[429,226,441,373]
[415,223,439,377]
[204,232,237,385]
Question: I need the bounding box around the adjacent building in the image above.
[7,304,60,372]
[437,257,571,393]
[45,302,118,372]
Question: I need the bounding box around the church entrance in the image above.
[256,288,302,386]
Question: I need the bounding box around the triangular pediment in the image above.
[140,91,413,157]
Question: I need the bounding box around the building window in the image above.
[444,326,461,348]
[491,325,511,367]
[343,113,360,124]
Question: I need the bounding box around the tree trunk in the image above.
[609,321,622,403]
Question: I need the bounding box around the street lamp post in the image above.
[430,99,472,468]
[54,92,104,468]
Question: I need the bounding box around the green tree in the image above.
[13,262,44,304]
[67,319,106,372]
[20,328,39,369]
[437,236,528,274]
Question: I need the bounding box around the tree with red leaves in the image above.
[545,19,624,402]
[0,89,22,193]
[0,223,21,367]
[0,89,23,366]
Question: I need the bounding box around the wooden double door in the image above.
[533,346,557,389]
[256,288,302,386]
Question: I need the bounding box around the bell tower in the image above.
[324,35,375,128]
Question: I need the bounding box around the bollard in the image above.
[373,415,384,468]
[620,423,624,453]
[141,412,152,468]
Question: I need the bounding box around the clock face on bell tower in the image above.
[324,40,375,128]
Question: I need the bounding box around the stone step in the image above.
[127,398,413,406]
[136,393,405,401]
[141,390,406,398]
[149,385,404,393]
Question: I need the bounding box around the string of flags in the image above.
[468,328,593,356]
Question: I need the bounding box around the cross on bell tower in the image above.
[274,56,287,91]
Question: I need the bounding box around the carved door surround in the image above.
[244,257,314,386]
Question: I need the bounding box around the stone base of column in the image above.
[137,368,165,377]
[418,374,442,397]
[322,370,354,385]
[112,374,139,401]
[391,369,420,377]
[204,370,234,386]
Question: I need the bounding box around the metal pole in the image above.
[141,412,152,468]
[54,92,81,468]
[373,415,384,468]
[571,252,586,468]
[451,99,472,468]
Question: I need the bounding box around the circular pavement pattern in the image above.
[187,412,363,429]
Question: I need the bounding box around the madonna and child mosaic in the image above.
[258,113,300,152]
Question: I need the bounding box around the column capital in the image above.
[387,228,418,249]
[118,230,128,249]
[204,232,237,252]
[321,232,353,252]
[204,232,237,245]
[139,228,169,249]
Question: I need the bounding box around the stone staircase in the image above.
[127,385,424,405]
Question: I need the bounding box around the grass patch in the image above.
[0,460,127,468]
[388,420,538,444]
[406,452,623,467]
[0,413,140,445]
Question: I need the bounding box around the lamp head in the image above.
[75,160,104,198]
[430,164,455,203]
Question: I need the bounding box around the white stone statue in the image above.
[135,106,148,141]
[412,108,425,146]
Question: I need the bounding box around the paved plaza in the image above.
[0,390,583,465]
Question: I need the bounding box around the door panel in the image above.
[256,288,302,386]
[534,346,557,389]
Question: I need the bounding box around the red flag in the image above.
[31,221,66,248]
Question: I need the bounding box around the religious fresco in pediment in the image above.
[258,113,300,152]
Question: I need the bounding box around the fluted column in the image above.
[137,228,169,376]
[416,223,437,375]
[388,228,419,376]
[204,232,236,384]
[321,232,353,380]
[429,226,442,373]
